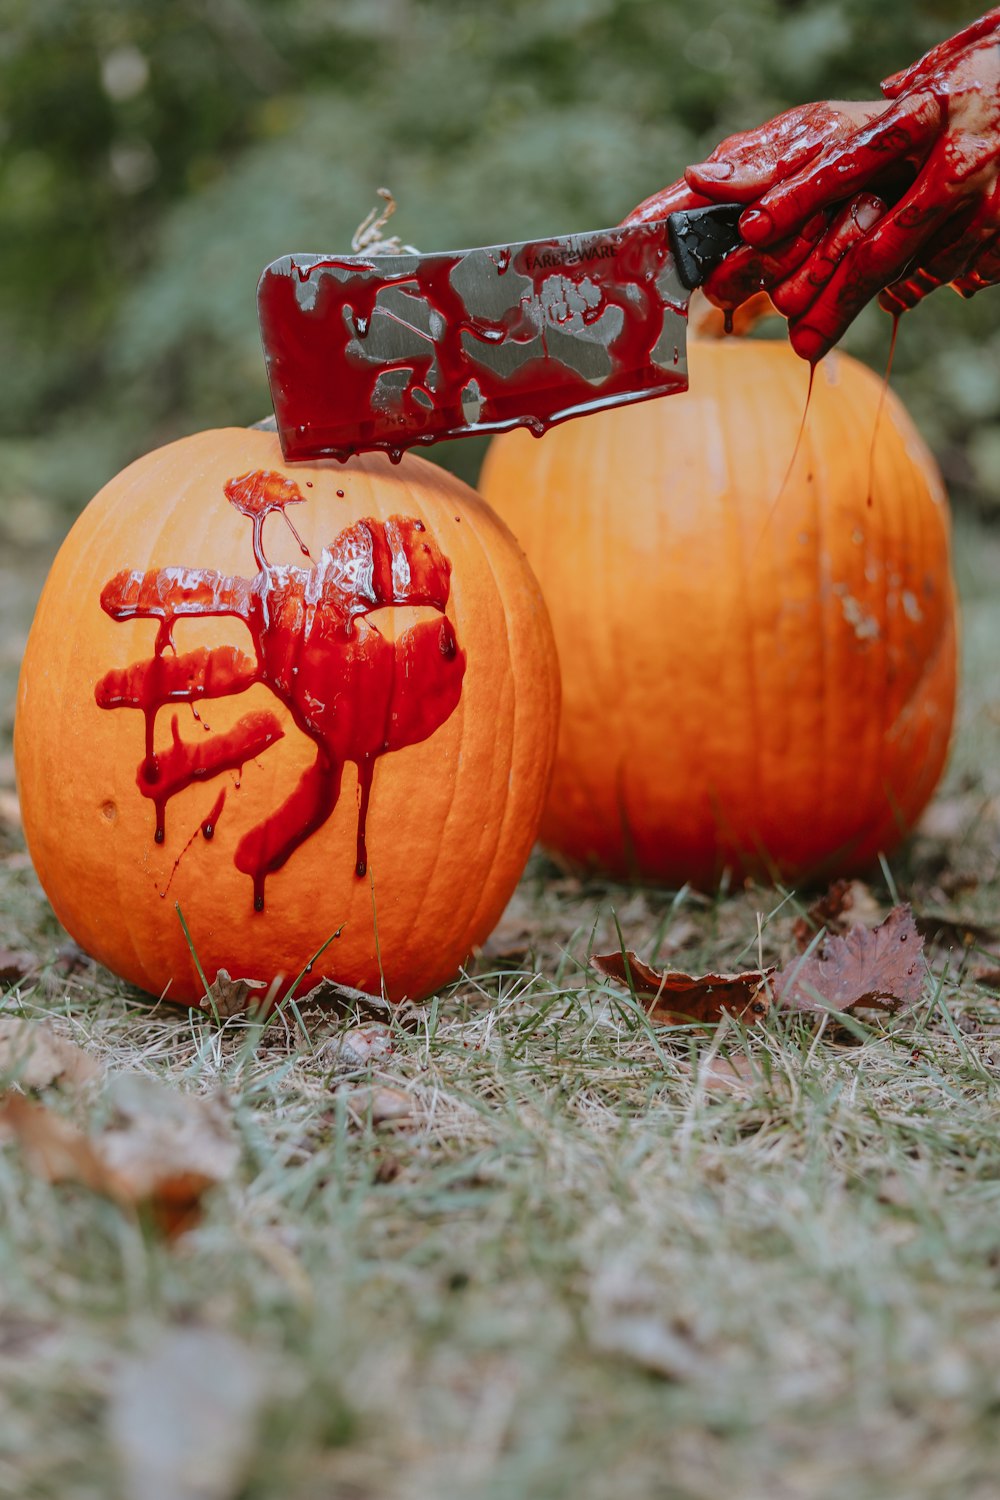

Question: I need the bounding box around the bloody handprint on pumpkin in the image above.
[95,470,466,911]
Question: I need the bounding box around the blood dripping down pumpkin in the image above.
[14,428,559,1005]
[480,328,958,887]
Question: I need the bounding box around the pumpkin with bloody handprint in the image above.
[479,314,957,887]
[14,428,559,1005]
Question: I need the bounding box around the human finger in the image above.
[786,175,956,360]
[740,92,942,248]
[953,234,1000,297]
[882,8,1000,97]
[699,211,829,308]
[877,200,987,311]
[685,101,881,202]
[771,194,887,320]
[622,176,712,227]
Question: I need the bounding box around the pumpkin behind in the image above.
[479,336,957,887]
[15,428,560,1004]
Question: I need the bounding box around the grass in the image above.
[1,520,1000,1500]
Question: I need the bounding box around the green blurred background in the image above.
[2,0,998,542]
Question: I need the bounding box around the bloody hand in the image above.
[667,10,1000,360]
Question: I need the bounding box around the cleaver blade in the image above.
[257,204,743,463]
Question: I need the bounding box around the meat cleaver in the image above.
[257,204,743,463]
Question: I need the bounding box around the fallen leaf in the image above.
[291,976,392,1019]
[793,879,882,949]
[591,951,772,1025]
[204,969,270,1019]
[0,1074,239,1238]
[108,1326,266,1500]
[775,904,924,1016]
[0,1094,115,1194]
[0,949,36,985]
[974,968,1000,990]
[319,1023,395,1071]
[344,1084,413,1125]
[99,1075,241,1236]
[0,1017,102,1089]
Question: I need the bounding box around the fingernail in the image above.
[740,208,774,245]
[689,160,734,182]
[854,199,884,232]
[789,323,828,363]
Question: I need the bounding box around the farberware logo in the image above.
[522,242,616,273]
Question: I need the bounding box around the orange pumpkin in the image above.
[15,428,559,1004]
[480,331,957,887]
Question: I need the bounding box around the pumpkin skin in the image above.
[14,428,559,1004]
[479,336,957,887]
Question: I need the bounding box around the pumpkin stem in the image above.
[689,289,784,341]
[350,188,420,257]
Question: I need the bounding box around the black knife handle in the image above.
[667,203,744,291]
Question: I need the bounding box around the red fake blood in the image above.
[95,473,466,910]
[772,360,817,508]
[258,227,688,461]
[158,787,228,901]
[866,311,902,507]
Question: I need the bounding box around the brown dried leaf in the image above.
[0,1094,117,1194]
[776,904,924,1016]
[0,1018,102,1089]
[99,1076,240,1236]
[591,951,772,1025]
[319,1023,395,1071]
[792,879,882,950]
[293,977,391,1020]
[344,1084,413,1125]
[0,1075,239,1238]
[204,969,270,1019]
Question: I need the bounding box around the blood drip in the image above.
[866,311,902,507]
[95,473,466,910]
[258,228,689,461]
